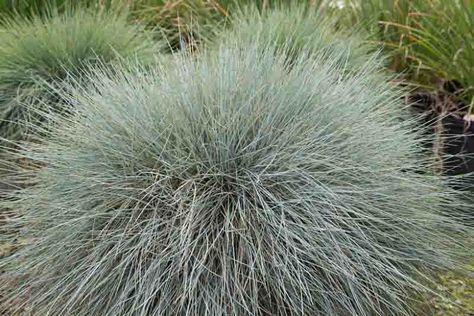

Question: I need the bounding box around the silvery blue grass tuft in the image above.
[0,42,468,315]
[210,5,375,74]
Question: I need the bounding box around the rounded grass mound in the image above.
[0,7,159,144]
[212,5,375,74]
[0,44,468,315]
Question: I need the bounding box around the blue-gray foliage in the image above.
[0,42,468,315]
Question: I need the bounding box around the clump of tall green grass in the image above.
[0,0,128,18]
[0,7,159,144]
[0,41,469,315]
[337,0,473,110]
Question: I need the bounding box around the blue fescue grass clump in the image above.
[211,5,375,73]
[0,7,159,144]
[0,42,469,315]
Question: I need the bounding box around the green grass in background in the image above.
[0,6,159,144]
[336,0,473,112]
[211,4,376,76]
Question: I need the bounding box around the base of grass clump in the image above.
[417,259,474,315]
